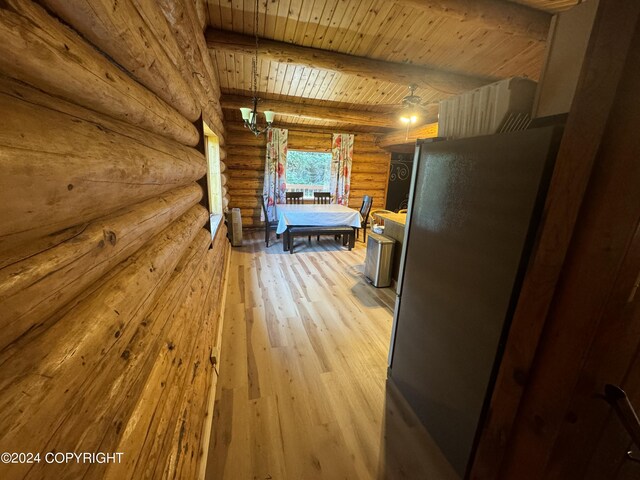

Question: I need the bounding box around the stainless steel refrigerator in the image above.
[387,126,563,477]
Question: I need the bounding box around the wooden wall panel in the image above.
[224,122,390,227]
[0,0,230,477]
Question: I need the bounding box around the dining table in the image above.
[275,204,363,251]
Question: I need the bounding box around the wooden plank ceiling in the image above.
[205,0,581,132]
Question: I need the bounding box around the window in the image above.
[286,150,332,198]
[203,122,223,235]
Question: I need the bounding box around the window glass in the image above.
[204,125,223,237]
[205,133,222,215]
[286,150,332,198]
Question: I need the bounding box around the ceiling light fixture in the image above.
[400,113,418,141]
[400,109,418,140]
[239,0,274,136]
[400,114,418,125]
[398,84,422,139]
[399,84,420,127]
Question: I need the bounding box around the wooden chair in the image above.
[260,195,279,247]
[313,192,331,204]
[398,208,408,214]
[355,195,373,243]
[370,209,393,227]
[285,191,303,204]
[308,192,332,241]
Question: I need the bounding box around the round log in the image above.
[0,184,203,351]
[225,178,261,190]
[100,235,217,479]
[227,170,263,180]
[156,0,225,131]
[225,156,265,171]
[40,0,200,122]
[0,75,199,161]
[0,206,208,479]
[22,228,213,480]
[0,2,198,145]
[0,89,206,254]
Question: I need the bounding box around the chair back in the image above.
[260,195,270,222]
[370,209,392,226]
[313,192,331,204]
[360,195,373,225]
[286,191,303,204]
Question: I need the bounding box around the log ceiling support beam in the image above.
[207,29,491,95]
[376,122,440,149]
[221,94,405,127]
[393,0,552,42]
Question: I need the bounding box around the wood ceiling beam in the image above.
[376,122,440,149]
[207,29,490,95]
[226,121,388,138]
[394,0,552,41]
[221,94,405,127]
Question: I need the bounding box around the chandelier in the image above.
[399,84,420,125]
[239,0,274,136]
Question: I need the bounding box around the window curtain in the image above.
[262,128,288,221]
[330,133,354,205]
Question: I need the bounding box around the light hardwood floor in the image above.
[205,231,458,480]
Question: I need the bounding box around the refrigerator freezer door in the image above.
[388,127,562,476]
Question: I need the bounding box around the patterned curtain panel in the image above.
[330,133,354,205]
[262,128,288,221]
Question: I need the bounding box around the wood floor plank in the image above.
[248,394,288,480]
[220,385,252,480]
[206,231,459,480]
[217,303,248,391]
[247,306,278,400]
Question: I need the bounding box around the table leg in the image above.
[283,230,289,251]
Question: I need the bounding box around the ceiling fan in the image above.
[386,84,438,127]
[399,84,423,124]
[377,84,437,132]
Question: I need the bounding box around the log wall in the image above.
[223,122,391,227]
[0,1,229,478]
